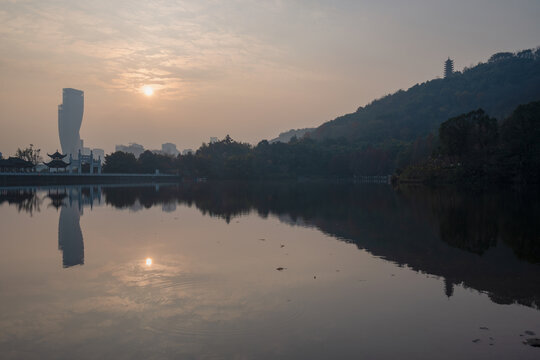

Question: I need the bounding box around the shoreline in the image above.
[0,172,181,186]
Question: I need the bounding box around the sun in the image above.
[143,85,154,96]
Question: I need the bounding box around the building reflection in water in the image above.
[55,186,103,268]
[43,186,101,268]
[58,201,84,267]
[2,183,539,309]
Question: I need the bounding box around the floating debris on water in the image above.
[472,339,481,343]
[480,327,489,330]
[280,244,285,248]
[276,267,286,271]
[525,330,536,336]
[523,338,540,347]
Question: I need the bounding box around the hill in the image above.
[311,48,540,144]
[269,128,314,143]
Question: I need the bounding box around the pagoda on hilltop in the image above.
[444,58,454,78]
[44,150,70,172]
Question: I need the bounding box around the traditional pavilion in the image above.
[44,151,70,172]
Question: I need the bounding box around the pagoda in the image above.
[444,58,454,79]
[44,150,70,172]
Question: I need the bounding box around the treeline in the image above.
[398,100,540,184]
[103,100,539,182]
[103,135,397,179]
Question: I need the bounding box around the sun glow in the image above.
[143,86,154,96]
[145,258,152,266]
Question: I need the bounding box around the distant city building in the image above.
[161,143,179,156]
[0,151,3,159]
[115,143,145,158]
[444,58,454,79]
[182,149,194,155]
[83,147,104,163]
[92,149,105,163]
[210,137,218,144]
[58,88,84,158]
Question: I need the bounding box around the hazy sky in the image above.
[1,0,539,155]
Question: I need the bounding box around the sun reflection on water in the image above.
[145,258,152,266]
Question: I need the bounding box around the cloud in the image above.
[0,0,288,99]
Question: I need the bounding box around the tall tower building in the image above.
[58,88,84,158]
[444,58,454,79]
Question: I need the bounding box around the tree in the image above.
[500,101,540,179]
[15,144,42,165]
[103,151,138,173]
[439,109,497,159]
[138,151,175,174]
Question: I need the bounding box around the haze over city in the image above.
[3,1,540,359]
[1,0,539,155]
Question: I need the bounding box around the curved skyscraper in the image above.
[58,88,84,157]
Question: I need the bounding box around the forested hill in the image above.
[269,127,314,143]
[311,48,540,143]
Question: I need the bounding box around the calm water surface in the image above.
[0,182,539,359]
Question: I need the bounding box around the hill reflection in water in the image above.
[1,182,539,310]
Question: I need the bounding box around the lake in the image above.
[1,182,539,359]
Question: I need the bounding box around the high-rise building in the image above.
[444,58,454,79]
[92,148,105,163]
[58,88,84,158]
[161,143,179,156]
[116,143,145,158]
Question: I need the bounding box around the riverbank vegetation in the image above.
[397,101,540,184]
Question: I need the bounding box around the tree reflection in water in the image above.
[1,182,539,308]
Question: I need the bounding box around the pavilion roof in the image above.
[47,151,67,159]
[44,159,70,168]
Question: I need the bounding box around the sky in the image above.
[1,0,539,155]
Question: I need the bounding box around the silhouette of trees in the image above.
[103,151,138,173]
[100,97,537,183]
[438,109,498,158]
[15,144,42,165]
[500,101,540,181]
[399,100,540,184]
